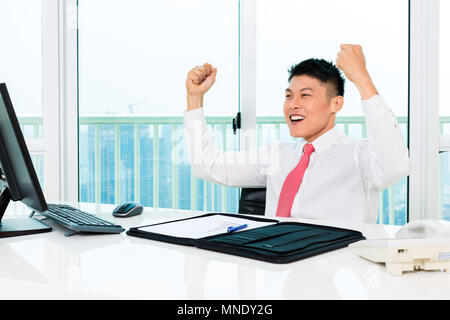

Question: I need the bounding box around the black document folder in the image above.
[126,213,365,264]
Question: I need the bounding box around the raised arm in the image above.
[184,63,268,188]
[336,44,410,189]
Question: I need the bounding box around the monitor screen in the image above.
[0,83,48,224]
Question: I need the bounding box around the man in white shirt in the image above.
[184,44,410,223]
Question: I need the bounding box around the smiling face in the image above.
[283,75,343,142]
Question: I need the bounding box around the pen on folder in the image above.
[227,224,248,233]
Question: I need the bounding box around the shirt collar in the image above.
[298,126,343,155]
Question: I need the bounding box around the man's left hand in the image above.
[336,44,369,83]
[336,44,378,100]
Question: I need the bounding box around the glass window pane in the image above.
[255,0,408,124]
[0,0,42,124]
[255,0,409,224]
[78,0,240,211]
[440,0,450,117]
[0,0,44,189]
[440,0,450,221]
[440,153,450,221]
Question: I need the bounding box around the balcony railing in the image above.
[19,115,410,225]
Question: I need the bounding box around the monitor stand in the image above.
[0,187,52,238]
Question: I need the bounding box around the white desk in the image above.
[1,202,449,300]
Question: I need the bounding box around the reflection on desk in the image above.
[1,203,450,300]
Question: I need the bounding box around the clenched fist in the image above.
[336,44,378,100]
[186,63,217,110]
[336,44,369,83]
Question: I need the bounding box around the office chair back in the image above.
[238,188,266,216]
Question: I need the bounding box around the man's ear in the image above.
[330,96,344,113]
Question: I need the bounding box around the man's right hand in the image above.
[186,63,217,110]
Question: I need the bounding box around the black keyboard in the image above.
[40,204,125,237]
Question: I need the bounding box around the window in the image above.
[439,0,450,220]
[78,0,240,211]
[0,0,45,213]
[253,0,409,224]
[6,1,440,224]
[77,0,410,222]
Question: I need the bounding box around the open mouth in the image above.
[290,115,305,123]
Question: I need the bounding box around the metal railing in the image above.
[19,115,410,224]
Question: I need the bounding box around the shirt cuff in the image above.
[183,107,207,129]
[361,95,393,120]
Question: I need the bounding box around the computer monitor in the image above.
[0,83,51,238]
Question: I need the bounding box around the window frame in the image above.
[39,0,60,201]
[40,0,78,203]
[409,0,440,221]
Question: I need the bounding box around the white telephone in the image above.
[349,219,450,276]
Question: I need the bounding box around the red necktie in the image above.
[276,143,315,218]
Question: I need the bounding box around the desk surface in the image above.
[1,202,449,300]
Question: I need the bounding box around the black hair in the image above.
[288,58,345,98]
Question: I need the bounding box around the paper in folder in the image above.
[126,213,365,264]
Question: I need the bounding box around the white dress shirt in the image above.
[183,95,410,223]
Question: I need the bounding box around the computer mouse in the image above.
[395,219,450,239]
[112,202,143,218]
